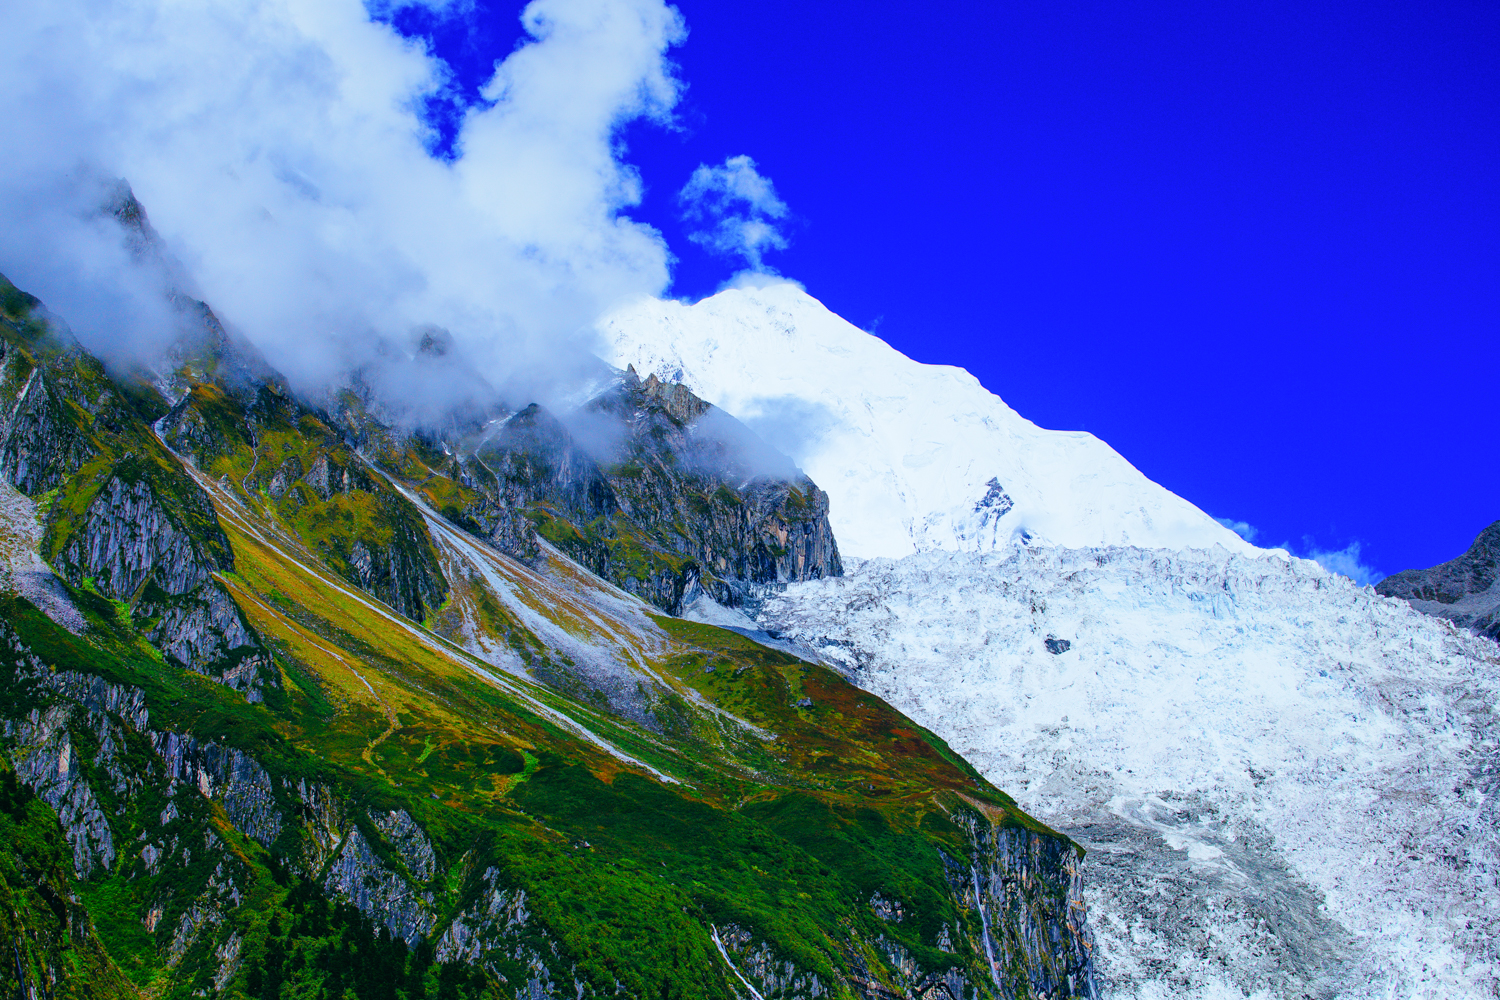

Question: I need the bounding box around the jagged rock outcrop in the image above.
[1377,520,1500,640]
[713,924,834,998]
[9,703,116,877]
[373,808,438,881]
[324,826,437,944]
[436,868,546,970]
[57,463,223,595]
[52,458,273,696]
[152,730,283,846]
[945,810,1097,999]
[479,404,617,522]
[0,336,100,495]
[448,368,842,613]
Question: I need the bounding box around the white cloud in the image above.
[0,0,685,407]
[679,155,790,270]
[1303,541,1382,587]
[1214,518,1381,585]
[1214,517,1260,543]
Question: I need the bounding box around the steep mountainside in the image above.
[391,364,841,615]
[756,546,1500,1000]
[598,282,1255,560]
[0,271,1097,1000]
[1377,520,1500,640]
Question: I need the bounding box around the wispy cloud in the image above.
[1300,540,1382,587]
[1218,515,1384,585]
[0,0,686,406]
[678,155,790,271]
[1214,517,1260,543]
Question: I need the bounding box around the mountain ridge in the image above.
[0,264,1100,1000]
[1376,520,1500,640]
[598,282,1257,561]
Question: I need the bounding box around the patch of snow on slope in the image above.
[756,546,1500,999]
[599,282,1254,560]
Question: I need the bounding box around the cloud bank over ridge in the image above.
[0,0,685,401]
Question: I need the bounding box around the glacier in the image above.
[602,281,1500,997]
[599,280,1256,560]
[754,547,1500,999]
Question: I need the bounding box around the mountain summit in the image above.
[600,282,1255,559]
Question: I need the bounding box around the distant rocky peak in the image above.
[492,402,575,455]
[414,325,453,358]
[104,179,159,251]
[1377,520,1500,640]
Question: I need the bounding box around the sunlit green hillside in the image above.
[0,273,1095,1000]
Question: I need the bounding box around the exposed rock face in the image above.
[59,464,224,597]
[53,458,272,697]
[10,703,116,876]
[478,403,616,522]
[0,621,450,975]
[296,456,450,622]
[712,924,833,998]
[0,339,99,496]
[1377,520,1500,640]
[436,867,554,988]
[152,730,283,846]
[455,369,842,613]
[324,826,437,944]
[373,808,438,881]
[946,812,1097,999]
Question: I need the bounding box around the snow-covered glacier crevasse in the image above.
[756,543,1500,1000]
[598,282,1256,560]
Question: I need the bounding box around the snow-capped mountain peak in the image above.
[599,280,1255,559]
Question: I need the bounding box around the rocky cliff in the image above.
[1376,520,1500,640]
[0,275,274,699]
[417,366,842,614]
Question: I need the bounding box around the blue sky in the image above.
[3,0,1491,580]
[384,0,1497,579]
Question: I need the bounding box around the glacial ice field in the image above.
[754,544,1500,999]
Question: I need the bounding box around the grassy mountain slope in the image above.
[0,273,1096,1000]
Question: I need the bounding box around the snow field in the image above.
[599,283,1255,560]
[756,546,1500,999]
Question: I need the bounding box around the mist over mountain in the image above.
[0,0,683,412]
[2,1,1493,999]
[2,258,1096,999]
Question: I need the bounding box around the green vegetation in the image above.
[0,271,1088,999]
[0,765,138,1000]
